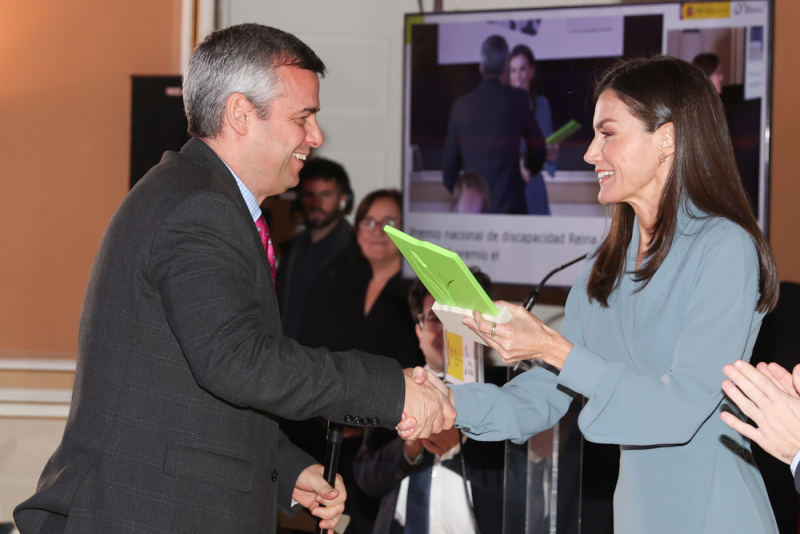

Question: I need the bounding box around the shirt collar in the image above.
[219,159,262,223]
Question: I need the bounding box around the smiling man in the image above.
[14,24,455,534]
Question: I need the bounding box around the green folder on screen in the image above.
[546,119,581,145]
[384,226,511,345]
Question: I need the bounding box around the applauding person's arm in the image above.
[721,360,800,488]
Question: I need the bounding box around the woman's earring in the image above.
[658,152,667,166]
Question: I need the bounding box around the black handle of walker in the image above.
[315,421,345,534]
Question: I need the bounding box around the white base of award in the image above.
[431,302,512,346]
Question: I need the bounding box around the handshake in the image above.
[395,367,457,440]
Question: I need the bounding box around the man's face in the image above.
[415,294,444,373]
[301,178,346,229]
[244,66,323,198]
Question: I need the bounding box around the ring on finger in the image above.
[491,322,497,337]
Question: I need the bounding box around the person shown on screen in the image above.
[451,171,492,214]
[13,24,455,534]
[354,274,505,534]
[693,53,724,94]
[442,35,546,214]
[508,44,557,215]
[721,360,800,493]
[404,56,781,534]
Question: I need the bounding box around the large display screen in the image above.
[402,1,772,286]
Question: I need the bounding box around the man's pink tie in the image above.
[255,215,277,288]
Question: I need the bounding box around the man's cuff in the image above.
[790,449,800,476]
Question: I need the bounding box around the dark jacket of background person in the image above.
[276,217,355,340]
[353,426,504,534]
[14,139,405,534]
[297,249,425,370]
[282,248,425,534]
[442,77,546,214]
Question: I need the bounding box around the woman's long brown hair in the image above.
[587,56,778,313]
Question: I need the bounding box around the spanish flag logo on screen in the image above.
[681,2,731,19]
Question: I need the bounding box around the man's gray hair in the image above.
[183,24,326,138]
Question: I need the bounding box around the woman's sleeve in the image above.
[449,257,590,444]
[557,225,762,446]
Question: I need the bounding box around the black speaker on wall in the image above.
[130,75,190,190]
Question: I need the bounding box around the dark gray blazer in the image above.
[14,138,405,534]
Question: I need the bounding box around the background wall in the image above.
[768,0,800,284]
[0,0,798,362]
[0,0,182,360]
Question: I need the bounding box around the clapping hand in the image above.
[396,367,456,440]
[721,360,800,464]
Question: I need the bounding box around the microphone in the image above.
[513,253,588,372]
[315,421,345,534]
[523,253,588,312]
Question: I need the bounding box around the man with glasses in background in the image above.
[354,271,506,534]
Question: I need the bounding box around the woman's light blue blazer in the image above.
[451,205,778,533]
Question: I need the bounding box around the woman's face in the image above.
[509,55,534,93]
[356,196,402,264]
[584,90,669,211]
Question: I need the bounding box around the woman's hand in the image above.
[462,300,573,370]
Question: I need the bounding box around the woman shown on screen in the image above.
[508,44,557,215]
[404,56,780,534]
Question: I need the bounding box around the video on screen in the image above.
[402,2,771,286]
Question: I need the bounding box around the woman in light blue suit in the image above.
[400,56,780,533]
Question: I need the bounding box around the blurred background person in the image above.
[442,35,546,214]
[286,189,425,534]
[508,44,558,215]
[276,157,355,340]
[354,272,504,534]
[692,53,724,94]
[451,171,492,214]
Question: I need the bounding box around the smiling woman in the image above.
[409,56,781,534]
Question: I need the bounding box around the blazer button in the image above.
[344,415,354,423]
[271,470,278,482]
[372,418,380,426]
[353,416,362,425]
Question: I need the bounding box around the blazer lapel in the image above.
[180,138,274,281]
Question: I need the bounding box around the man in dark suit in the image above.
[353,280,504,534]
[14,24,454,534]
[276,157,356,341]
[442,34,546,214]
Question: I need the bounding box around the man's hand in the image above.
[423,426,461,456]
[396,368,456,441]
[721,360,800,464]
[292,464,347,533]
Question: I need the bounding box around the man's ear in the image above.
[223,92,253,136]
[660,122,675,156]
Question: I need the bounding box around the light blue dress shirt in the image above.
[220,159,262,223]
[451,204,778,534]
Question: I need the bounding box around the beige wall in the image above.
[0,1,183,357]
[769,0,800,284]
[1,0,799,359]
